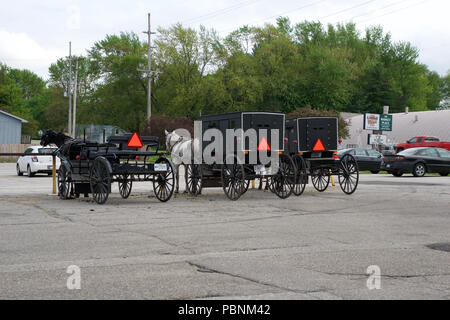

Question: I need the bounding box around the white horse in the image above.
[164,129,200,194]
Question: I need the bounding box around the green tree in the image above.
[154,24,219,118]
[87,32,147,132]
[442,71,450,109]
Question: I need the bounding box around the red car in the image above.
[395,136,450,153]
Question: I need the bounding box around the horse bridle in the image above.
[167,135,184,154]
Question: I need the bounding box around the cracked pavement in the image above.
[0,163,449,299]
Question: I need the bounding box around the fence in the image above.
[0,144,32,162]
[21,135,31,144]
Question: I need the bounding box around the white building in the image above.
[340,109,450,149]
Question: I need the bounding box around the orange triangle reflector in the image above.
[312,138,325,152]
[258,137,271,152]
[127,132,143,149]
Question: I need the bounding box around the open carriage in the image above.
[185,112,296,200]
[56,133,175,204]
[285,117,359,195]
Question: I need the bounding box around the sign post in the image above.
[52,155,57,195]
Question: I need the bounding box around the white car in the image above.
[16,146,61,177]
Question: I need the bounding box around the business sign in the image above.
[364,113,380,130]
[379,114,393,131]
[368,134,387,145]
[364,113,393,132]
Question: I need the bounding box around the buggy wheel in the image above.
[221,162,245,201]
[153,157,175,202]
[311,168,330,192]
[293,154,307,196]
[270,154,296,199]
[89,157,111,205]
[338,154,359,195]
[58,164,71,200]
[242,179,250,195]
[118,175,133,199]
[185,164,203,196]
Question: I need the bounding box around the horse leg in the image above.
[175,164,180,194]
[183,164,188,194]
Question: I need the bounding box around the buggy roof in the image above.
[198,111,285,121]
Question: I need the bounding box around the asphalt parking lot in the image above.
[0,163,449,300]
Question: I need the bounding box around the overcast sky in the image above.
[1,0,449,78]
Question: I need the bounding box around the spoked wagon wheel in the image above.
[185,164,203,196]
[118,174,133,199]
[311,168,330,192]
[89,157,111,205]
[270,154,296,199]
[153,157,175,202]
[338,154,359,195]
[58,164,71,200]
[292,154,307,196]
[241,179,250,195]
[221,163,245,201]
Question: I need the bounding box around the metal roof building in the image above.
[0,110,28,144]
[341,110,450,149]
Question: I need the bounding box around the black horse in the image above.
[40,130,90,159]
[40,130,72,148]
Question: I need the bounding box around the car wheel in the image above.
[439,172,449,177]
[16,164,23,176]
[413,163,426,177]
[27,165,35,178]
[392,172,403,177]
[370,171,380,174]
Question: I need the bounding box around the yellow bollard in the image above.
[330,169,335,187]
[52,155,57,195]
[251,180,255,189]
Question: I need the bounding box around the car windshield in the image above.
[38,148,57,155]
[398,148,420,156]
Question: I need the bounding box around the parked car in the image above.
[395,136,450,153]
[16,146,61,177]
[382,147,450,177]
[380,144,396,156]
[337,148,383,173]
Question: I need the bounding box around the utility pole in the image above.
[143,13,156,126]
[68,42,72,136]
[72,58,79,138]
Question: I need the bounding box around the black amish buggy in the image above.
[185,112,297,200]
[54,132,175,204]
[285,117,359,195]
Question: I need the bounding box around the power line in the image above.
[218,0,382,34]
[357,0,433,23]
[337,0,411,23]
[181,0,263,25]
[218,0,328,34]
[318,0,379,20]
